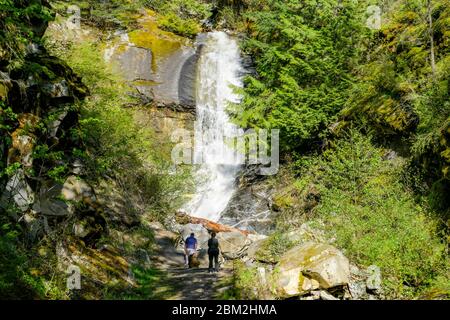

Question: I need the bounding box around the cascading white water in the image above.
[183,31,244,222]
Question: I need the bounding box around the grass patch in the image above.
[105,266,175,300]
[254,232,296,264]
[0,220,68,299]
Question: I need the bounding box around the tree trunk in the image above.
[427,0,437,77]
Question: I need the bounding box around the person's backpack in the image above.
[189,252,200,268]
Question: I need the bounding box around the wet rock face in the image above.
[106,11,199,111]
[219,168,276,235]
[219,185,272,232]
[112,44,198,110]
[113,45,153,82]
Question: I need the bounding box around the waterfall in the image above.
[183,31,244,222]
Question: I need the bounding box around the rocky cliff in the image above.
[0,0,93,242]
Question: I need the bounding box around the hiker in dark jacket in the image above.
[208,232,220,273]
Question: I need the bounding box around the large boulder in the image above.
[366,265,382,292]
[217,231,252,260]
[181,223,210,249]
[62,175,96,204]
[276,242,350,298]
[33,183,74,217]
[0,169,35,212]
[33,176,94,217]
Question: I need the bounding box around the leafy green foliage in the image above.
[292,130,448,298]
[229,0,449,299]
[145,0,211,37]
[0,221,67,299]
[158,12,202,38]
[51,0,211,36]
[145,0,211,20]
[0,0,53,63]
[51,0,145,29]
[227,260,260,299]
[231,0,368,152]
[2,0,448,301]
[0,101,17,179]
[344,0,450,181]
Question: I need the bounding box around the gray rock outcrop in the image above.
[276,242,350,298]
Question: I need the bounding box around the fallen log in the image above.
[175,211,252,236]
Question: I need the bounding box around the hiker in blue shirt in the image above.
[184,233,197,268]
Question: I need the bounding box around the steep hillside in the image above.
[0,0,448,300]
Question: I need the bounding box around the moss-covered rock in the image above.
[57,238,133,299]
[8,53,88,115]
[275,242,350,298]
[0,72,12,101]
[106,9,198,108]
[127,10,189,69]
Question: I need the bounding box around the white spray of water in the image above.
[183,31,244,222]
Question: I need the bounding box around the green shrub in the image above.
[255,231,296,263]
[230,0,368,152]
[292,130,449,298]
[0,222,67,299]
[147,0,211,37]
[158,12,202,38]
[51,0,145,28]
[229,261,259,299]
[145,0,211,21]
